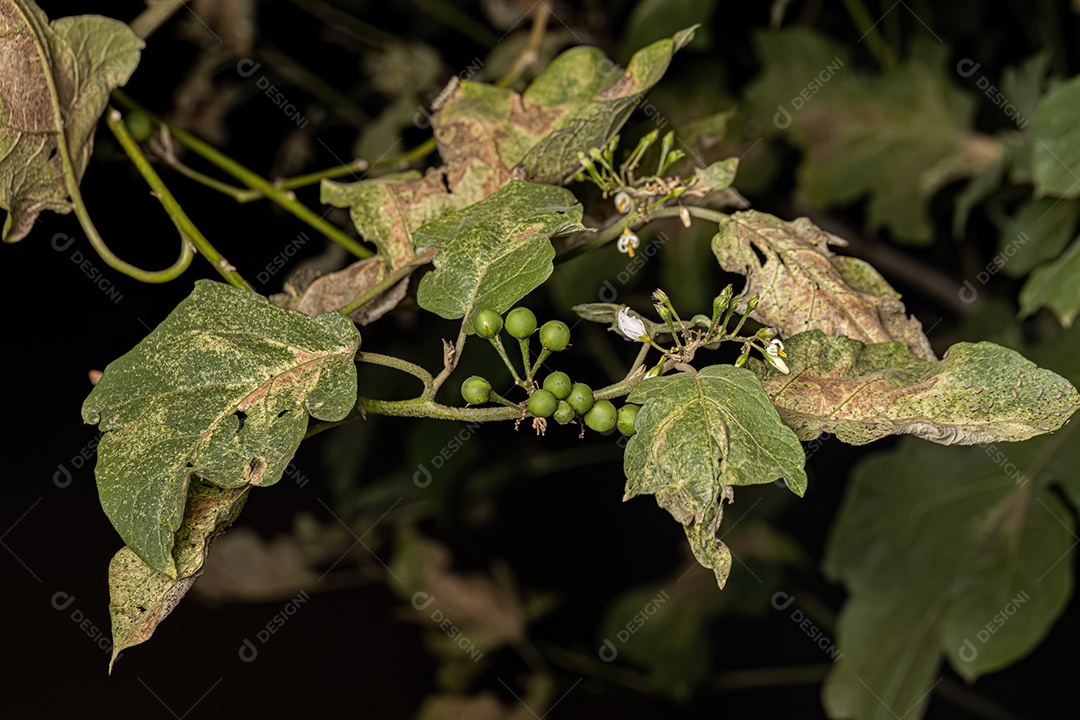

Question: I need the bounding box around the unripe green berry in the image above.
[461,376,491,405]
[566,383,594,414]
[527,389,558,418]
[584,400,617,432]
[539,320,570,351]
[542,371,572,399]
[553,400,576,425]
[473,309,503,338]
[505,307,537,339]
[617,404,640,436]
[124,110,154,142]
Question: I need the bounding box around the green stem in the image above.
[840,0,897,69]
[489,336,523,383]
[429,323,468,397]
[129,0,186,39]
[496,3,551,87]
[305,361,646,437]
[559,206,684,261]
[528,347,552,378]
[111,90,374,259]
[518,338,533,381]
[355,351,433,392]
[107,109,251,289]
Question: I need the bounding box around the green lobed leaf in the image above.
[434,27,697,187]
[108,481,248,672]
[83,281,360,575]
[624,366,806,587]
[1032,74,1080,199]
[712,210,936,359]
[750,330,1079,445]
[0,0,143,242]
[823,439,1075,720]
[1019,236,1080,328]
[415,181,583,327]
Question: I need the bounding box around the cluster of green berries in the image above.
[461,307,640,436]
[473,307,569,350]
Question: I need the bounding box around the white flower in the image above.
[617,307,649,341]
[764,338,789,374]
[614,191,633,214]
[679,204,691,228]
[616,228,640,257]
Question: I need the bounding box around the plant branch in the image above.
[356,351,433,392]
[110,90,374,259]
[107,109,251,289]
[840,0,897,69]
[429,323,468,397]
[496,3,551,87]
[129,0,187,40]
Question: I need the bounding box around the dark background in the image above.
[2,1,1077,718]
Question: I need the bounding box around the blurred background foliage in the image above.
[7,0,1080,718]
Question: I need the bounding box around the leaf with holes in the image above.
[0,0,143,242]
[82,281,360,576]
[750,330,1078,445]
[823,439,1075,720]
[624,366,806,587]
[712,210,936,360]
[416,181,582,328]
[108,481,248,672]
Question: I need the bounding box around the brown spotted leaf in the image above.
[712,210,936,360]
[321,169,462,270]
[0,0,143,242]
[108,481,248,672]
[82,281,360,575]
[751,330,1079,445]
[275,256,413,325]
[435,26,697,187]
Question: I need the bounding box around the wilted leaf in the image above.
[624,366,806,587]
[280,256,411,325]
[1032,74,1080,199]
[1019,237,1080,327]
[322,169,462,270]
[742,29,989,244]
[751,330,1078,445]
[108,481,248,672]
[0,0,143,242]
[435,27,697,188]
[391,532,525,653]
[83,281,360,575]
[823,439,1074,720]
[712,210,935,359]
[416,181,582,328]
